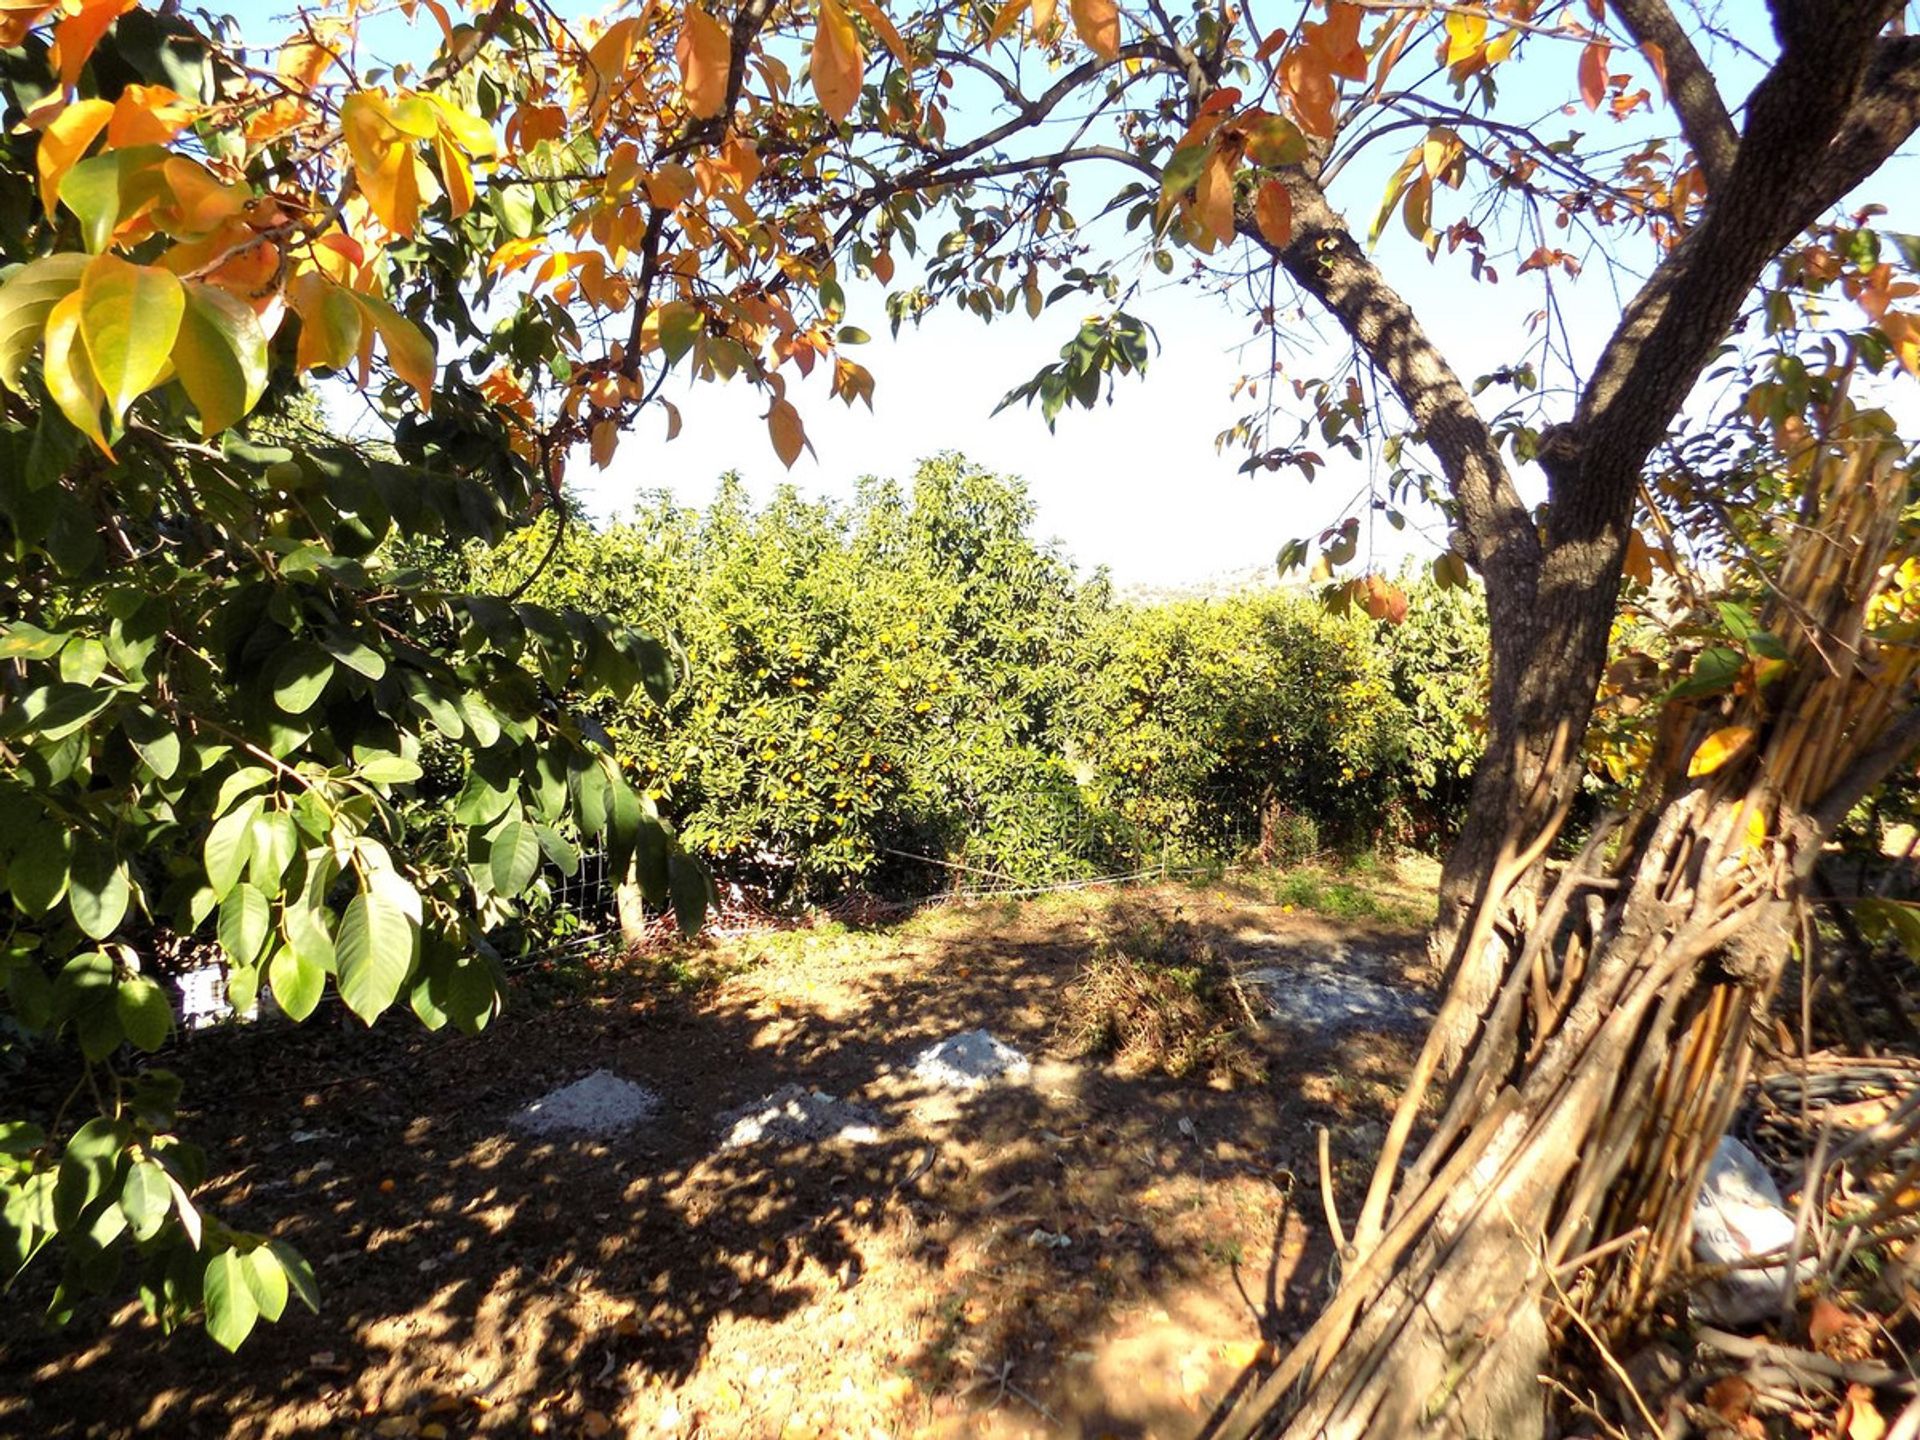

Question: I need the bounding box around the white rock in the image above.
[909,1029,1031,1090]
[513,1070,661,1137]
[717,1085,885,1149]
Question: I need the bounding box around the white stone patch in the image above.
[1241,941,1431,1035]
[910,1029,1032,1091]
[717,1085,885,1149]
[513,1070,662,1137]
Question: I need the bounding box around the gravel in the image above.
[1241,942,1432,1035]
[909,1029,1032,1090]
[717,1085,886,1149]
[513,1070,662,1137]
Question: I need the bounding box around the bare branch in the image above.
[1243,171,1542,626]
[1608,0,1738,190]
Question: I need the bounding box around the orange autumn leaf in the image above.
[1255,178,1292,249]
[0,1,59,49]
[1194,147,1235,248]
[677,5,732,119]
[105,84,196,149]
[986,0,1028,46]
[52,0,134,94]
[590,417,619,468]
[847,0,909,67]
[1282,45,1338,138]
[767,396,808,467]
[1068,0,1118,61]
[811,0,863,122]
[1579,40,1610,110]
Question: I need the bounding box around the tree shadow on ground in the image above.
[0,885,1423,1439]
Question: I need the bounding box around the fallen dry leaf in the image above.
[582,1411,613,1439]
[1841,1382,1888,1440]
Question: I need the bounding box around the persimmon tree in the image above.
[3,0,1919,1431]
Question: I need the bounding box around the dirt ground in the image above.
[0,870,1435,1440]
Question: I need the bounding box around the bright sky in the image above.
[284,0,1918,588]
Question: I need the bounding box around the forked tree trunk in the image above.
[1220,438,1920,1440]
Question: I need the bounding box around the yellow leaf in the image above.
[38,97,112,214]
[172,281,268,435]
[289,272,364,373]
[342,91,425,236]
[42,290,109,453]
[1030,0,1057,38]
[677,6,732,119]
[1687,725,1754,779]
[433,131,474,219]
[1194,147,1235,249]
[590,417,618,468]
[767,397,807,467]
[0,251,87,394]
[353,291,436,406]
[586,15,642,118]
[812,0,863,123]
[1622,529,1654,585]
[848,0,909,65]
[422,95,493,160]
[79,253,184,430]
[1443,8,1486,67]
[1068,0,1118,59]
[1401,172,1433,244]
[1254,178,1292,249]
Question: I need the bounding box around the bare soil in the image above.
[0,875,1432,1440]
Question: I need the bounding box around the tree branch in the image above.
[1607,0,1738,190]
[1245,171,1541,614]
[1560,3,1910,547]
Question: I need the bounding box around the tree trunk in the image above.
[616,861,649,951]
[1220,437,1920,1440]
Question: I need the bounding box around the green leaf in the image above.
[669,850,709,937]
[115,974,172,1052]
[242,1246,289,1322]
[122,704,182,779]
[271,646,335,715]
[356,752,422,785]
[202,1249,259,1351]
[119,1159,172,1242]
[488,816,540,897]
[10,824,72,914]
[0,253,88,394]
[217,883,270,968]
[246,811,299,899]
[335,888,414,1025]
[319,627,386,681]
[1668,645,1745,700]
[266,1239,319,1313]
[452,765,514,827]
[1158,143,1207,199]
[69,838,131,940]
[267,946,324,1022]
[204,795,262,902]
[172,282,269,435]
[79,254,185,430]
[23,681,115,741]
[54,1116,123,1230]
